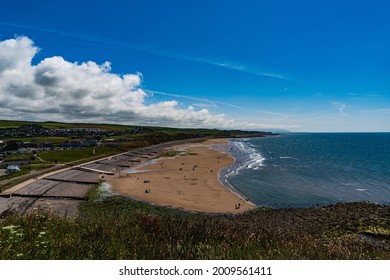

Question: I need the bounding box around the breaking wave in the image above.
[227,139,265,176]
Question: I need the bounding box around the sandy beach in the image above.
[106,139,255,214]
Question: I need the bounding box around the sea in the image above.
[220,133,390,208]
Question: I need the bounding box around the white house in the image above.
[6,165,20,173]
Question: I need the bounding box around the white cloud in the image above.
[0,36,297,131]
[0,37,226,128]
[145,89,242,109]
[256,110,290,118]
[345,92,379,97]
[332,102,347,116]
[187,57,291,80]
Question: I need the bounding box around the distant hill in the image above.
[0,119,276,135]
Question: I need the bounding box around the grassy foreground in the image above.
[0,194,389,260]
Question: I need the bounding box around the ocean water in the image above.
[222,133,390,208]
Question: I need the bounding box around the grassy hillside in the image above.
[0,120,134,131]
[0,119,269,136]
[0,193,389,260]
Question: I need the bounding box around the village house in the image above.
[6,165,21,173]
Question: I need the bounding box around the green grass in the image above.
[0,120,38,128]
[160,150,184,157]
[0,153,34,160]
[0,164,55,189]
[0,146,122,189]
[0,164,61,191]
[0,195,389,260]
[0,146,122,187]
[0,166,30,181]
[38,147,122,163]
[2,137,69,143]
[0,119,137,131]
[160,150,198,157]
[30,164,56,171]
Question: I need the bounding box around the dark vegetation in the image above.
[0,192,389,260]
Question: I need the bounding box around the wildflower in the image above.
[2,225,20,231]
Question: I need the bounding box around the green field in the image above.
[0,119,267,137]
[0,120,135,131]
[38,147,123,163]
[0,166,30,181]
[2,137,69,143]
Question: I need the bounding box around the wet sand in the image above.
[106,139,255,214]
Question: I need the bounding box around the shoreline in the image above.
[215,139,258,207]
[105,139,256,214]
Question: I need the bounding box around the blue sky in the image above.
[0,0,389,132]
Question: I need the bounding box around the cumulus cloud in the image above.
[0,36,295,130]
[0,36,234,128]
